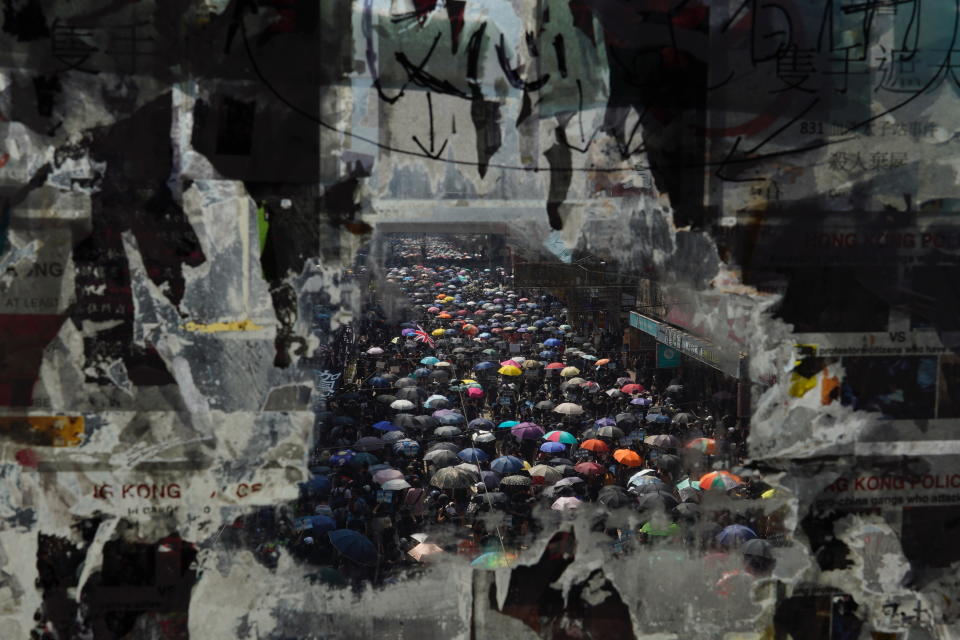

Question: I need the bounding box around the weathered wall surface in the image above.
[2,0,959,638]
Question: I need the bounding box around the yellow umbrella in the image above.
[461,379,478,384]
[498,365,522,376]
[443,296,455,303]
[560,366,581,377]
[431,328,445,336]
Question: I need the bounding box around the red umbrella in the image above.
[545,362,565,370]
[621,383,645,394]
[574,462,605,477]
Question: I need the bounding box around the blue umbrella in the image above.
[497,420,520,429]
[539,441,566,454]
[544,338,563,347]
[468,418,495,431]
[444,329,457,335]
[491,456,524,474]
[412,368,432,378]
[438,413,466,425]
[539,350,556,358]
[369,377,390,388]
[328,529,378,565]
[373,420,400,432]
[716,524,758,549]
[300,475,331,494]
[329,450,355,467]
[650,414,671,424]
[458,448,489,463]
[393,439,421,457]
[474,361,497,371]
[295,515,336,534]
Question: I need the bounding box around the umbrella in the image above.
[597,485,632,508]
[551,496,582,511]
[685,438,717,454]
[391,399,416,411]
[329,450,355,467]
[366,347,385,355]
[474,361,498,371]
[301,475,331,494]
[621,383,645,394]
[716,524,758,548]
[420,356,440,366]
[410,415,438,430]
[470,552,517,569]
[491,456,525,474]
[511,423,545,440]
[574,461,605,477]
[545,362,565,370]
[498,365,522,376]
[427,442,460,453]
[544,338,562,347]
[500,359,521,367]
[472,431,496,444]
[497,420,520,429]
[372,421,400,432]
[373,469,404,484]
[431,466,477,489]
[540,441,566,454]
[535,401,555,411]
[639,521,681,537]
[296,515,336,534]
[555,476,584,488]
[424,449,459,468]
[560,366,581,377]
[437,412,465,426]
[628,473,664,488]
[595,358,610,366]
[353,452,379,466]
[434,425,462,438]
[393,439,420,457]
[530,465,562,485]
[672,412,694,425]
[613,449,643,467]
[458,448,489,463]
[700,470,743,491]
[369,376,390,388]
[396,378,418,388]
[468,418,495,431]
[554,403,584,416]
[466,387,485,399]
[543,430,578,445]
[579,439,609,453]
[376,394,398,405]
[424,394,450,409]
[499,475,532,487]
[328,530,377,565]
[597,426,624,439]
[408,542,445,562]
[382,478,412,490]
[644,434,679,449]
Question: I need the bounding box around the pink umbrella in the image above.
[373,469,404,484]
[500,360,521,367]
[467,387,485,399]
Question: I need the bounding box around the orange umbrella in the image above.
[685,437,717,454]
[595,358,611,366]
[438,312,452,319]
[613,449,642,467]
[545,362,565,370]
[699,470,743,491]
[461,324,478,336]
[580,439,609,453]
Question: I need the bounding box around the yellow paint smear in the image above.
[0,416,84,447]
[183,320,264,333]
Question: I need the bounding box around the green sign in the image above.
[657,344,681,368]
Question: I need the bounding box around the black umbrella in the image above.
[636,490,679,513]
[414,415,440,430]
[597,485,632,509]
[376,394,398,404]
[396,387,423,401]
[597,426,624,439]
[396,378,418,388]
[672,412,694,425]
[548,457,574,466]
[427,442,460,453]
[615,413,637,425]
[535,401,555,411]
[393,413,417,429]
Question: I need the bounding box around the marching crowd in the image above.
[233,239,785,595]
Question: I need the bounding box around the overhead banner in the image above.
[630,311,742,378]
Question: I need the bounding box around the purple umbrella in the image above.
[512,423,546,441]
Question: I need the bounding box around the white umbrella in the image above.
[381,478,412,490]
[554,402,584,415]
[390,399,416,411]
[366,347,384,355]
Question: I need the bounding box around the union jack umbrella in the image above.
[412,325,436,348]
